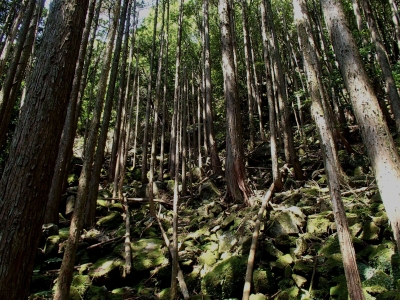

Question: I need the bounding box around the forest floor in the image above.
[30,126,400,300]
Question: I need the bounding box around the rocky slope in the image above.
[30,142,400,300]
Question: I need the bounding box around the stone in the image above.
[42,223,59,239]
[199,181,221,200]
[218,231,238,253]
[249,294,267,300]
[199,250,218,266]
[201,256,247,298]
[292,274,307,288]
[221,215,235,230]
[65,195,75,216]
[252,269,273,294]
[85,285,109,300]
[267,211,300,237]
[294,237,308,257]
[274,254,293,269]
[369,244,395,273]
[360,221,380,242]
[43,235,60,257]
[362,270,393,291]
[88,256,123,279]
[263,240,283,259]
[96,211,123,229]
[307,214,331,237]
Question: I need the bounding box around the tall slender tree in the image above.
[322,0,400,253]
[219,0,250,203]
[0,0,89,298]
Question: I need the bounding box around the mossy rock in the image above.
[358,262,377,281]
[88,256,123,279]
[85,285,110,300]
[199,181,221,200]
[369,244,395,272]
[199,250,218,266]
[359,221,380,242]
[221,214,235,230]
[318,234,340,257]
[43,235,61,257]
[391,253,400,285]
[217,231,238,253]
[293,259,314,276]
[267,211,300,237]
[114,238,167,272]
[262,240,283,259]
[158,288,171,300]
[249,294,267,300]
[71,274,91,297]
[96,212,123,229]
[201,256,247,298]
[307,214,331,237]
[292,274,307,288]
[362,270,393,291]
[276,286,299,300]
[376,291,400,300]
[252,269,274,294]
[372,212,389,227]
[273,254,293,269]
[318,253,344,275]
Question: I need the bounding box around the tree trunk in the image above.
[241,0,255,150]
[203,0,222,175]
[294,1,365,298]
[170,0,184,180]
[322,0,400,254]
[0,1,89,298]
[357,0,400,133]
[109,0,133,184]
[0,0,36,127]
[142,0,159,184]
[388,0,400,52]
[0,0,44,150]
[261,0,304,180]
[159,0,170,181]
[219,0,250,204]
[45,0,99,224]
[260,3,283,191]
[86,0,130,226]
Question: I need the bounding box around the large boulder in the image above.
[201,256,247,298]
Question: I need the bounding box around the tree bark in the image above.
[142,0,159,184]
[322,0,400,254]
[219,0,250,204]
[203,0,222,175]
[261,0,304,180]
[357,0,400,133]
[45,0,100,224]
[294,1,365,298]
[0,1,89,298]
[86,0,130,226]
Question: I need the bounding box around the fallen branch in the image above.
[156,216,190,299]
[242,183,275,300]
[317,185,377,200]
[86,236,124,250]
[99,197,173,208]
[123,196,132,277]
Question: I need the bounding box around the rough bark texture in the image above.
[294,1,365,298]
[0,0,43,149]
[86,0,130,224]
[358,0,400,133]
[261,0,304,180]
[45,0,99,224]
[260,1,282,191]
[322,0,400,253]
[219,0,250,204]
[203,0,222,175]
[0,1,89,298]
[142,0,159,184]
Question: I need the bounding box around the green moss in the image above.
[273,254,293,269]
[276,286,299,300]
[307,215,331,237]
[158,288,171,300]
[43,235,60,256]
[71,274,91,297]
[96,212,123,229]
[88,256,123,278]
[360,221,380,241]
[201,256,247,298]
[319,234,340,257]
[369,244,395,272]
[85,285,110,300]
[362,270,393,291]
[249,294,267,300]
[252,269,273,294]
[199,250,218,266]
